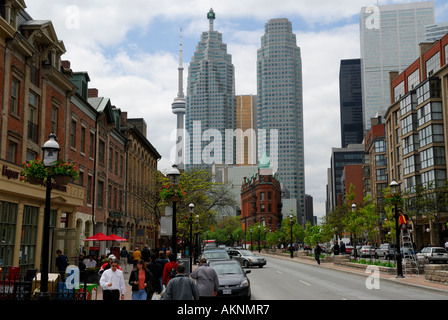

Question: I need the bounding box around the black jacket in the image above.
[129,268,155,292]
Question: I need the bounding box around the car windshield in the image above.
[239,250,254,256]
[203,251,229,259]
[212,263,243,275]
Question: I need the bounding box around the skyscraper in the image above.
[184,8,236,170]
[257,18,305,219]
[360,2,435,130]
[339,59,363,148]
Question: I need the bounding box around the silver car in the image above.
[416,247,448,264]
[228,249,267,268]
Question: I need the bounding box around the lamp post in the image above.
[188,203,194,272]
[289,214,294,259]
[250,229,253,252]
[390,179,404,278]
[167,164,180,261]
[40,133,60,300]
[258,225,261,253]
[195,214,200,264]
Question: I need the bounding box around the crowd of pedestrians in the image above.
[99,246,219,301]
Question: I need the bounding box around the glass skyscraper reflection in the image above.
[360,2,435,131]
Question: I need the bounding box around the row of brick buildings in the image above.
[348,32,448,247]
[0,1,161,276]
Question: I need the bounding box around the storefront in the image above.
[0,160,84,277]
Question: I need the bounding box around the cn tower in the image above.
[172,29,186,169]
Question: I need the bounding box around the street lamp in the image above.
[167,164,181,261]
[390,179,404,278]
[258,225,261,253]
[289,214,294,259]
[189,203,194,272]
[40,133,60,300]
[250,229,253,252]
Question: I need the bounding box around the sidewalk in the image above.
[262,252,448,294]
[96,262,199,300]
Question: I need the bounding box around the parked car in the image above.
[209,260,251,300]
[416,247,448,264]
[375,243,396,259]
[227,249,267,268]
[200,249,230,264]
[359,245,376,258]
[344,245,354,255]
[350,245,362,257]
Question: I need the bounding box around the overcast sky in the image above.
[25,0,448,219]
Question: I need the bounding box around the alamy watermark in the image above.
[170,121,279,171]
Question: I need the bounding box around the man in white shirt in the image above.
[100,259,126,300]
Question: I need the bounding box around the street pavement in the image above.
[95,253,448,300]
[261,251,448,294]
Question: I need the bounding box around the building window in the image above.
[375,168,387,181]
[420,147,445,169]
[7,140,17,163]
[417,102,443,126]
[375,154,387,167]
[407,69,420,91]
[401,114,417,136]
[421,169,446,189]
[419,124,444,148]
[10,78,19,116]
[80,127,86,154]
[417,79,441,105]
[403,155,419,176]
[374,140,386,153]
[0,201,18,269]
[400,93,417,115]
[70,119,77,148]
[28,91,38,144]
[97,181,104,207]
[50,107,58,135]
[114,151,118,174]
[426,52,440,77]
[109,147,113,171]
[87,175,92,204]
[20,206,38,273]
[394,81,405,102]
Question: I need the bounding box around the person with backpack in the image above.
[162,253,178,288]
[163,264,199,300]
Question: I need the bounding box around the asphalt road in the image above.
[247,254,448,300]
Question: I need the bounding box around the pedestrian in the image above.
[314,242,322,265]
[119,246,129,273]
[132,247,142,268]
[99,254,121,274]
[333,241,340,256]
[55,249,69,280]
[340,241,346,255]
[163,264,199,300]
[142,246,151,263]
[85,255,97,268]
[156,251,169,272]
[190,258,219,299]
[162,253,179,288]
[148,253,163,294]
[445,240,448,251]
[100,259,126,300]
[129,259,154,300]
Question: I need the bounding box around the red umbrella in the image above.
[109,234,126,241]
[83,232,114,241]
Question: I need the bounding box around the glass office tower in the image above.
[185,8,236,170]
[257,18,305,218]
[360,2,434,130]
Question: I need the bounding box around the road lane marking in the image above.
[299,280,311,286]
[276,270,284,275]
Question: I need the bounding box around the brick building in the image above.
[240,160,282,232]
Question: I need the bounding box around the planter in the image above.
[54,175,71,185]
[27,176,45,185]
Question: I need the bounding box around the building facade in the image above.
[339,59,363,148]
[257,18,305,219]
[236,95,257,166]
[185,8,236,170]
[0,1,161,276]
[385,33,448,248]
[360,2,435,130]
[240,166,282,232]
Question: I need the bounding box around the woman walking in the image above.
[129,259,153,300]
